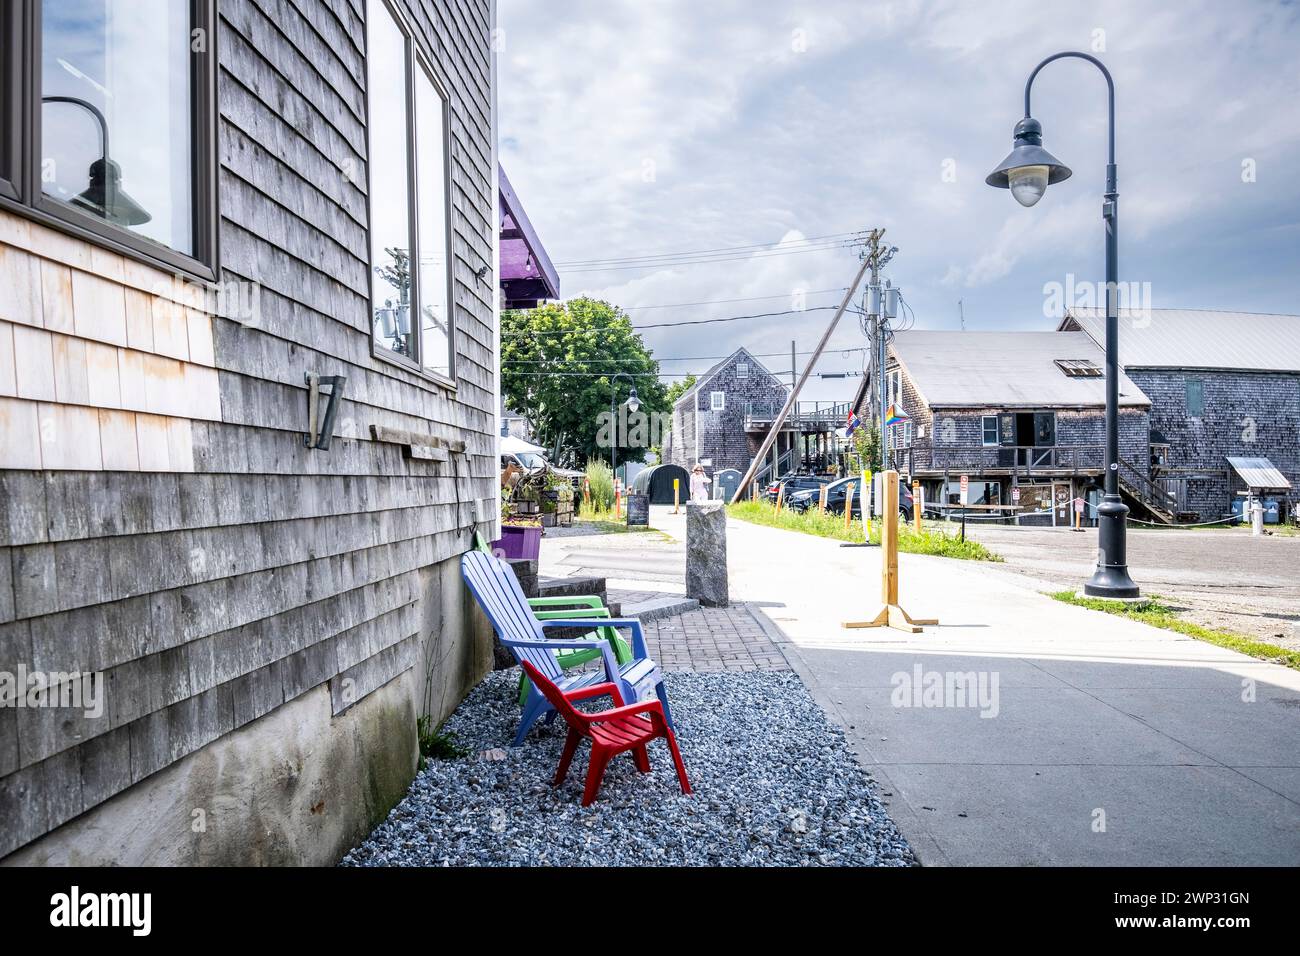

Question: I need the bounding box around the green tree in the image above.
[502,298,668,467]
[851,421,881,473]
[664,374,696,407]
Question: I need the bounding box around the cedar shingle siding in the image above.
[0,0,496,861]
[667,350,787,472]
[1129,368,1300,517]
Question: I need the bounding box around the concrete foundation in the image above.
[2,671,419,866]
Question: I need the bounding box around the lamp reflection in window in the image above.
[40,0,191,251]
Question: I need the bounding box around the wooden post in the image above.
[913,481,923,532]
[843,469,938,633]
[673,478,680,514]
[844,483,855,530]
[818,484,828,514]
[775,482,785,516]
[614,479,621,519]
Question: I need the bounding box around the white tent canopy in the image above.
[500,435,546,456]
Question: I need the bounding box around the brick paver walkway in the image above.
[642,604,789,673]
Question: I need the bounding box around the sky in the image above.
[497,0,1300,402]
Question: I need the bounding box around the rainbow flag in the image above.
[885,404,910,426]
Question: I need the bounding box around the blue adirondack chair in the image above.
[461,550,675,746]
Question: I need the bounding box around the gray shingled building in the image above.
[859,330,1158,525]
[1061,308,1299,520]
[665,347,790,473]
[0,0,542,864]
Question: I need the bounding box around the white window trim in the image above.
[710,391,725,412]
[735,361,749,379]
[981,415,999,446]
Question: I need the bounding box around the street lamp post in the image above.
[609,372,640,486]
[986,51,1139,599]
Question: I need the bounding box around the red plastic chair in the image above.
[520,660,691,807]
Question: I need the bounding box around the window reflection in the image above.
[40,0,192,253]
[415,68,450,377]
[367,0,414,359]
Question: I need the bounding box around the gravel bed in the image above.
[342,671,916,867]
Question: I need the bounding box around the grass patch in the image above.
[572,506,656,534]
[727,501,1001,562]
[417,715,469,762]
[1051,591,1300,670]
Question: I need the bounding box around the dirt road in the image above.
[962,523,1300,647]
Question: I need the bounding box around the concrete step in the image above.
[620,595,699,621]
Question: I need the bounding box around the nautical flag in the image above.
[845,410,862,436]
[885,404,910,426]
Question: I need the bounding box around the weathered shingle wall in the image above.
[1129,368,1299,517]
[672,352,787,473]
[0,0,496,859]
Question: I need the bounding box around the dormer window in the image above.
[1054,359,1102,378]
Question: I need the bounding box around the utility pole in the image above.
[863,235,898,475]
[732,231,879,504]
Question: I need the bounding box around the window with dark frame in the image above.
[0,1,218,278]
[0,4,20,202]
[365,0,455,383]
[1185,378,1204,417]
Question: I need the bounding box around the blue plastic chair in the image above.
[461,550,675,746]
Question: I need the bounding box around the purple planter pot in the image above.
[491,524,541,560]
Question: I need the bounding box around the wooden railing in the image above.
[894,444,1107,476]
[743,401,854,431]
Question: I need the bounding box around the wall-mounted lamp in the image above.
[305,372,348,450]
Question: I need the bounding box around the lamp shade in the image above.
[70,158,152,226]
[625,385,641,414]
[985,117,1072,195]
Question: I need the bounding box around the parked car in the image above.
[763,473,832,502]
[786,475,914,521]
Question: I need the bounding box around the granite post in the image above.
[686,501,729,607]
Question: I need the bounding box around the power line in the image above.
[616,288,848,311]
[504,370,863,379]
[503,347,866,364]
[553,231,866,267]
[561,241,863,275]
[502,306,840,338]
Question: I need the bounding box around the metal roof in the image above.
[1062,308,1300,372]
[1226,456,1292,490]
[890,330,1150,408]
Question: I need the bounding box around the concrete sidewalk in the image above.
[647,506,1300,866]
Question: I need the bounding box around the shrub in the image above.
[584,458,615,513]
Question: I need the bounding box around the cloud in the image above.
[497,0,1300,398]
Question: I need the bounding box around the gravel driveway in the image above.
[342,671,915,867]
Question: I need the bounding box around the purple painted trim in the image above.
[499,163,560,305]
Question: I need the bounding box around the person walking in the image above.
[690,463,712,502]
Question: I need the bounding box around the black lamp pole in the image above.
[987,51,1138,598]
[609,372,639,485]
